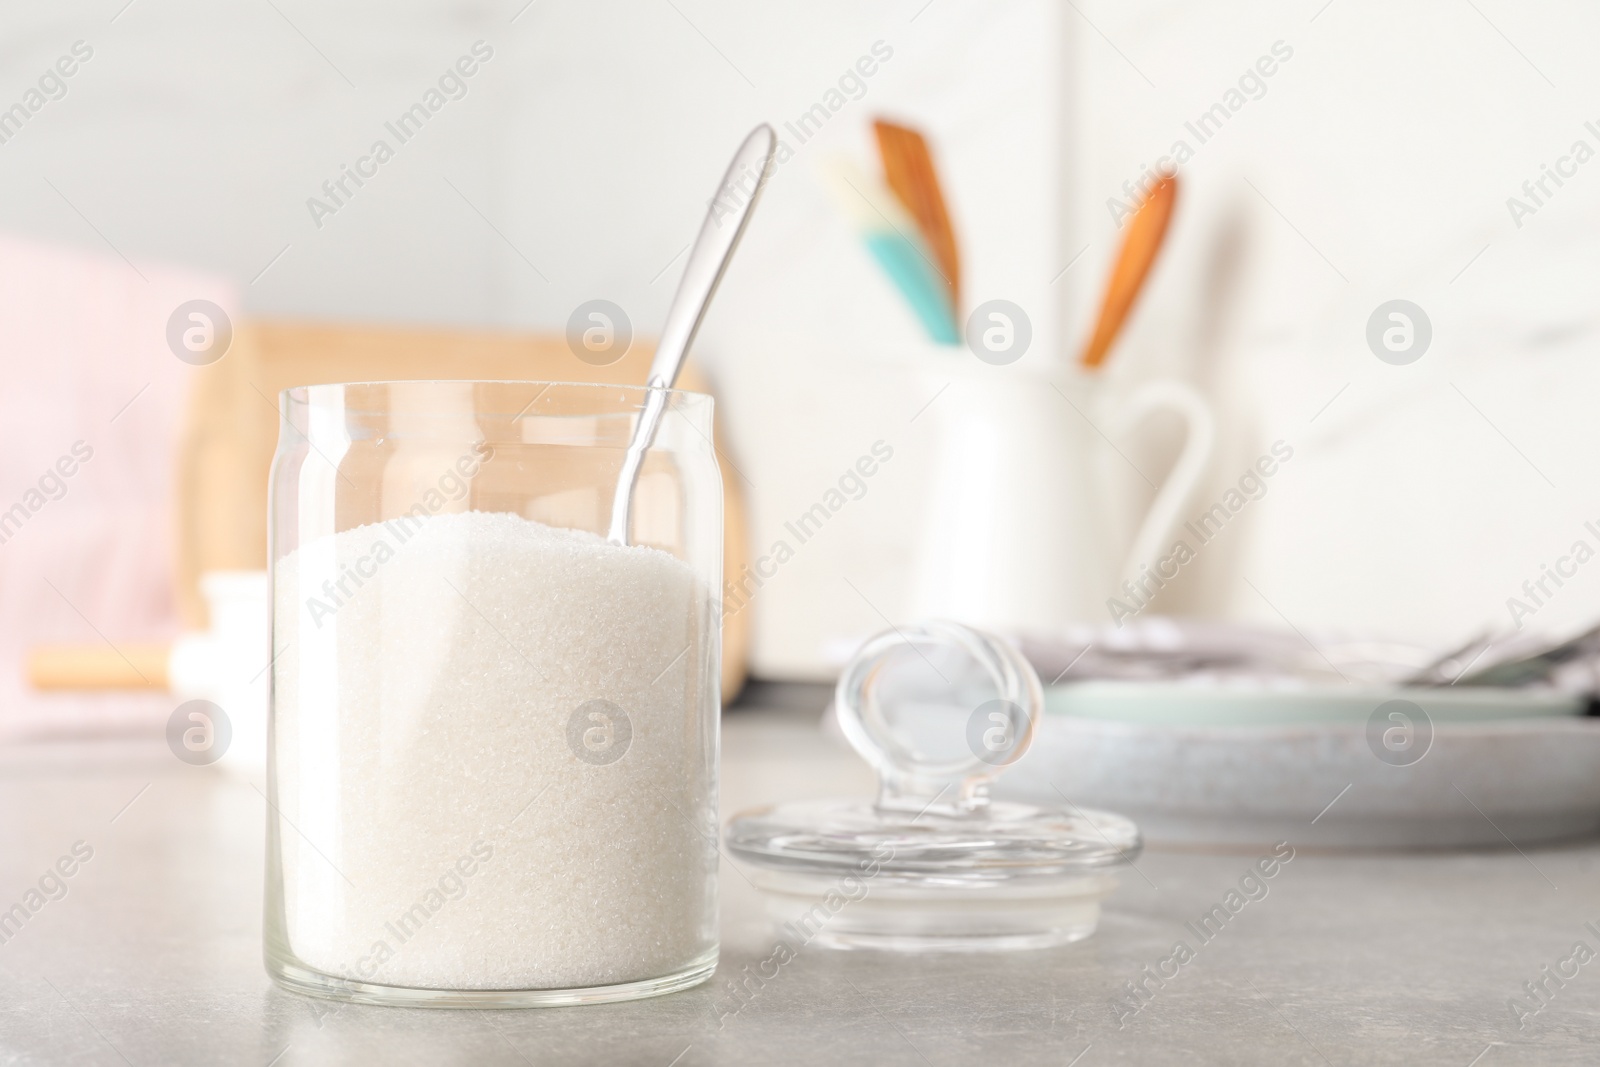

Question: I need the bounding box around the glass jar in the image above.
[263,381,722,1007]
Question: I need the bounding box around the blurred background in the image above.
[5,0,1600,736]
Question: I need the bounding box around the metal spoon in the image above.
[1404,629,1494,686]
[1450,622,1600,688]
[607,123,778,546]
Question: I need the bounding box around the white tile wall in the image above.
[3,0,1596,675]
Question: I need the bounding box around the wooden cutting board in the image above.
[173,319,750,701]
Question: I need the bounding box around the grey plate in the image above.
[1044,681,1582,726]
[998,714,1600,850]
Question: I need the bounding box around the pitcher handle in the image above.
[1110,379,1215,586]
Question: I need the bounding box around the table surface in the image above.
[2,688,1599,1066]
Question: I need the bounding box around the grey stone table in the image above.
[1,688,1598,1066]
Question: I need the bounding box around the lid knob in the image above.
[835,620,1044,814]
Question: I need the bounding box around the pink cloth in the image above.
[0,233,234,739]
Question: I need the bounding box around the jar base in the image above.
[264,948,718,1008]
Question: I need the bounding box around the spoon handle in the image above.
[607,124,777,546]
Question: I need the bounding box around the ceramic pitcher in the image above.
[908,365,1214,633]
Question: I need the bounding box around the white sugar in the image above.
[272,510,715,990]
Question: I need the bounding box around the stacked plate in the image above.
[990,684,1600,849]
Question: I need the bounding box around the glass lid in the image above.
[724,621,1141,950]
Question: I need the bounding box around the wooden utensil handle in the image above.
[1081,175,1178,369]
[27,644,170,690]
